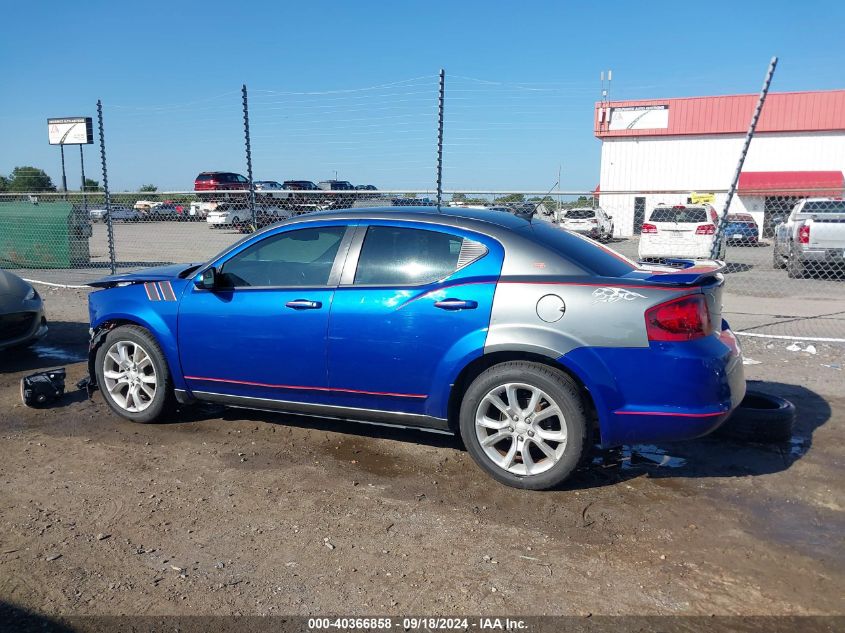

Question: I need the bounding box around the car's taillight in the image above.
[695,224,716,235]
[645,294,712,342]
[641,223,657,234]
[798,224,810,244]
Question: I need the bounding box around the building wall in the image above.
[598,131,845,236]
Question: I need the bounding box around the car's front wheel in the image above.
[459,361,589,490]
[95,325,175,423]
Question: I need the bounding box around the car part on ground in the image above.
[86,206,745,490]
[714,389,795,443]
[20,368,66,407]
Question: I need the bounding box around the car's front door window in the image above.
[220,226,346,288]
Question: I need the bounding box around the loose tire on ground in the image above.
[94,325,176,424]
[459,361,589,490]
[715,390,795,444]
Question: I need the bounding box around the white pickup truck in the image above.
[773,198,845,278]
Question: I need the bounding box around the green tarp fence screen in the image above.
[0,201,89,269]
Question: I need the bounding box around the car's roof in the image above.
[301,205,533,230]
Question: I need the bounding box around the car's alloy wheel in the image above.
[474,383,567,476]
[95,325,175,423]
[102,340,157,412]
[460,361,588,490]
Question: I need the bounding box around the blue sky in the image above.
[2,0,844,192]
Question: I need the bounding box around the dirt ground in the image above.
[0,287,843,620]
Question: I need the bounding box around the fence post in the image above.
[242,84,256,228]
[436,69,445,211]
[712,56,778,259]
[97,99,116,274]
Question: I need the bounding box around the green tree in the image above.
[0,174,9,192]
[451,192,466,202]
[7,166,56,192]
[493,193,524,204]
[83,178,101,192]
[139,183,158,192]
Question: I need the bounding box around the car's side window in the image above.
[220,226,346,288]
[353,226,465,286]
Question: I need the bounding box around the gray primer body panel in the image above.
[486,281,679,356]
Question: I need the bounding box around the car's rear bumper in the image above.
[795,247,845,263]
[560,327,745,447]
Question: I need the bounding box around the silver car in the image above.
[559,207,614,241]
[89,206,141,223]
[0,271,47,351]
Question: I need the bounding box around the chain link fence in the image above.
[1,69,843,342]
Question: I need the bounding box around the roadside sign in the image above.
[690,192,716,204]
[48,117,94,145]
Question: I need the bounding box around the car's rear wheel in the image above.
[772,244,786,269]
[787,248,805,278]
[95,325,175,423]
[459,362,589,490]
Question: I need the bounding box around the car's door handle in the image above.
[434,298,478,311]
[285,299,322,310]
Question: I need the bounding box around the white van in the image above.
[638,204,725,261]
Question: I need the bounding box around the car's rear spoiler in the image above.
[633,259,725,286]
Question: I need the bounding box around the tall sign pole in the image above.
[97,100,116,274]
[59,145,68,196]
[79,145,88,214]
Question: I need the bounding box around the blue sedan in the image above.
[87,207,745,489]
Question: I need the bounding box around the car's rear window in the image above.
[803,200,845,213]
[565,209,595,219]
[196,174,214,181]
[649,207,708,223]
[727,214,754,222]
[524,221,636,277]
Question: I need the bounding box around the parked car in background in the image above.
[206,203,251,228]
[0,270,47,352]
[560,207,614,241]
[194,172,249,192]
[86,206,744,490]
[354,184,377,191]
[638,204,725,261]
[145,203,179,220]
[354,184,378,199]
[724,213,759,245]
[282,180,320,191]
[773,198,845,278]
[254,180,284,192]
[89,206,142,223]
[317,180,356,209]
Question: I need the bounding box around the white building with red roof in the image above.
[593,89,845,236]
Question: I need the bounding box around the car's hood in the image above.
[0,269,31,298]
[88,263,201,288]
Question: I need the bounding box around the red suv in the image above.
[194,172,249,191]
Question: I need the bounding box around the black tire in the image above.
[459,361,589,490]
[787,249,805,279]
[715,390,795,443]
[94,325,176,424]
[772,243,786,269]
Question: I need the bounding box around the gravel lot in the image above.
[0,283,843,621]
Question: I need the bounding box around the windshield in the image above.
[564,209,595,220]
[803,200,845,213]
[649,207,708,223]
